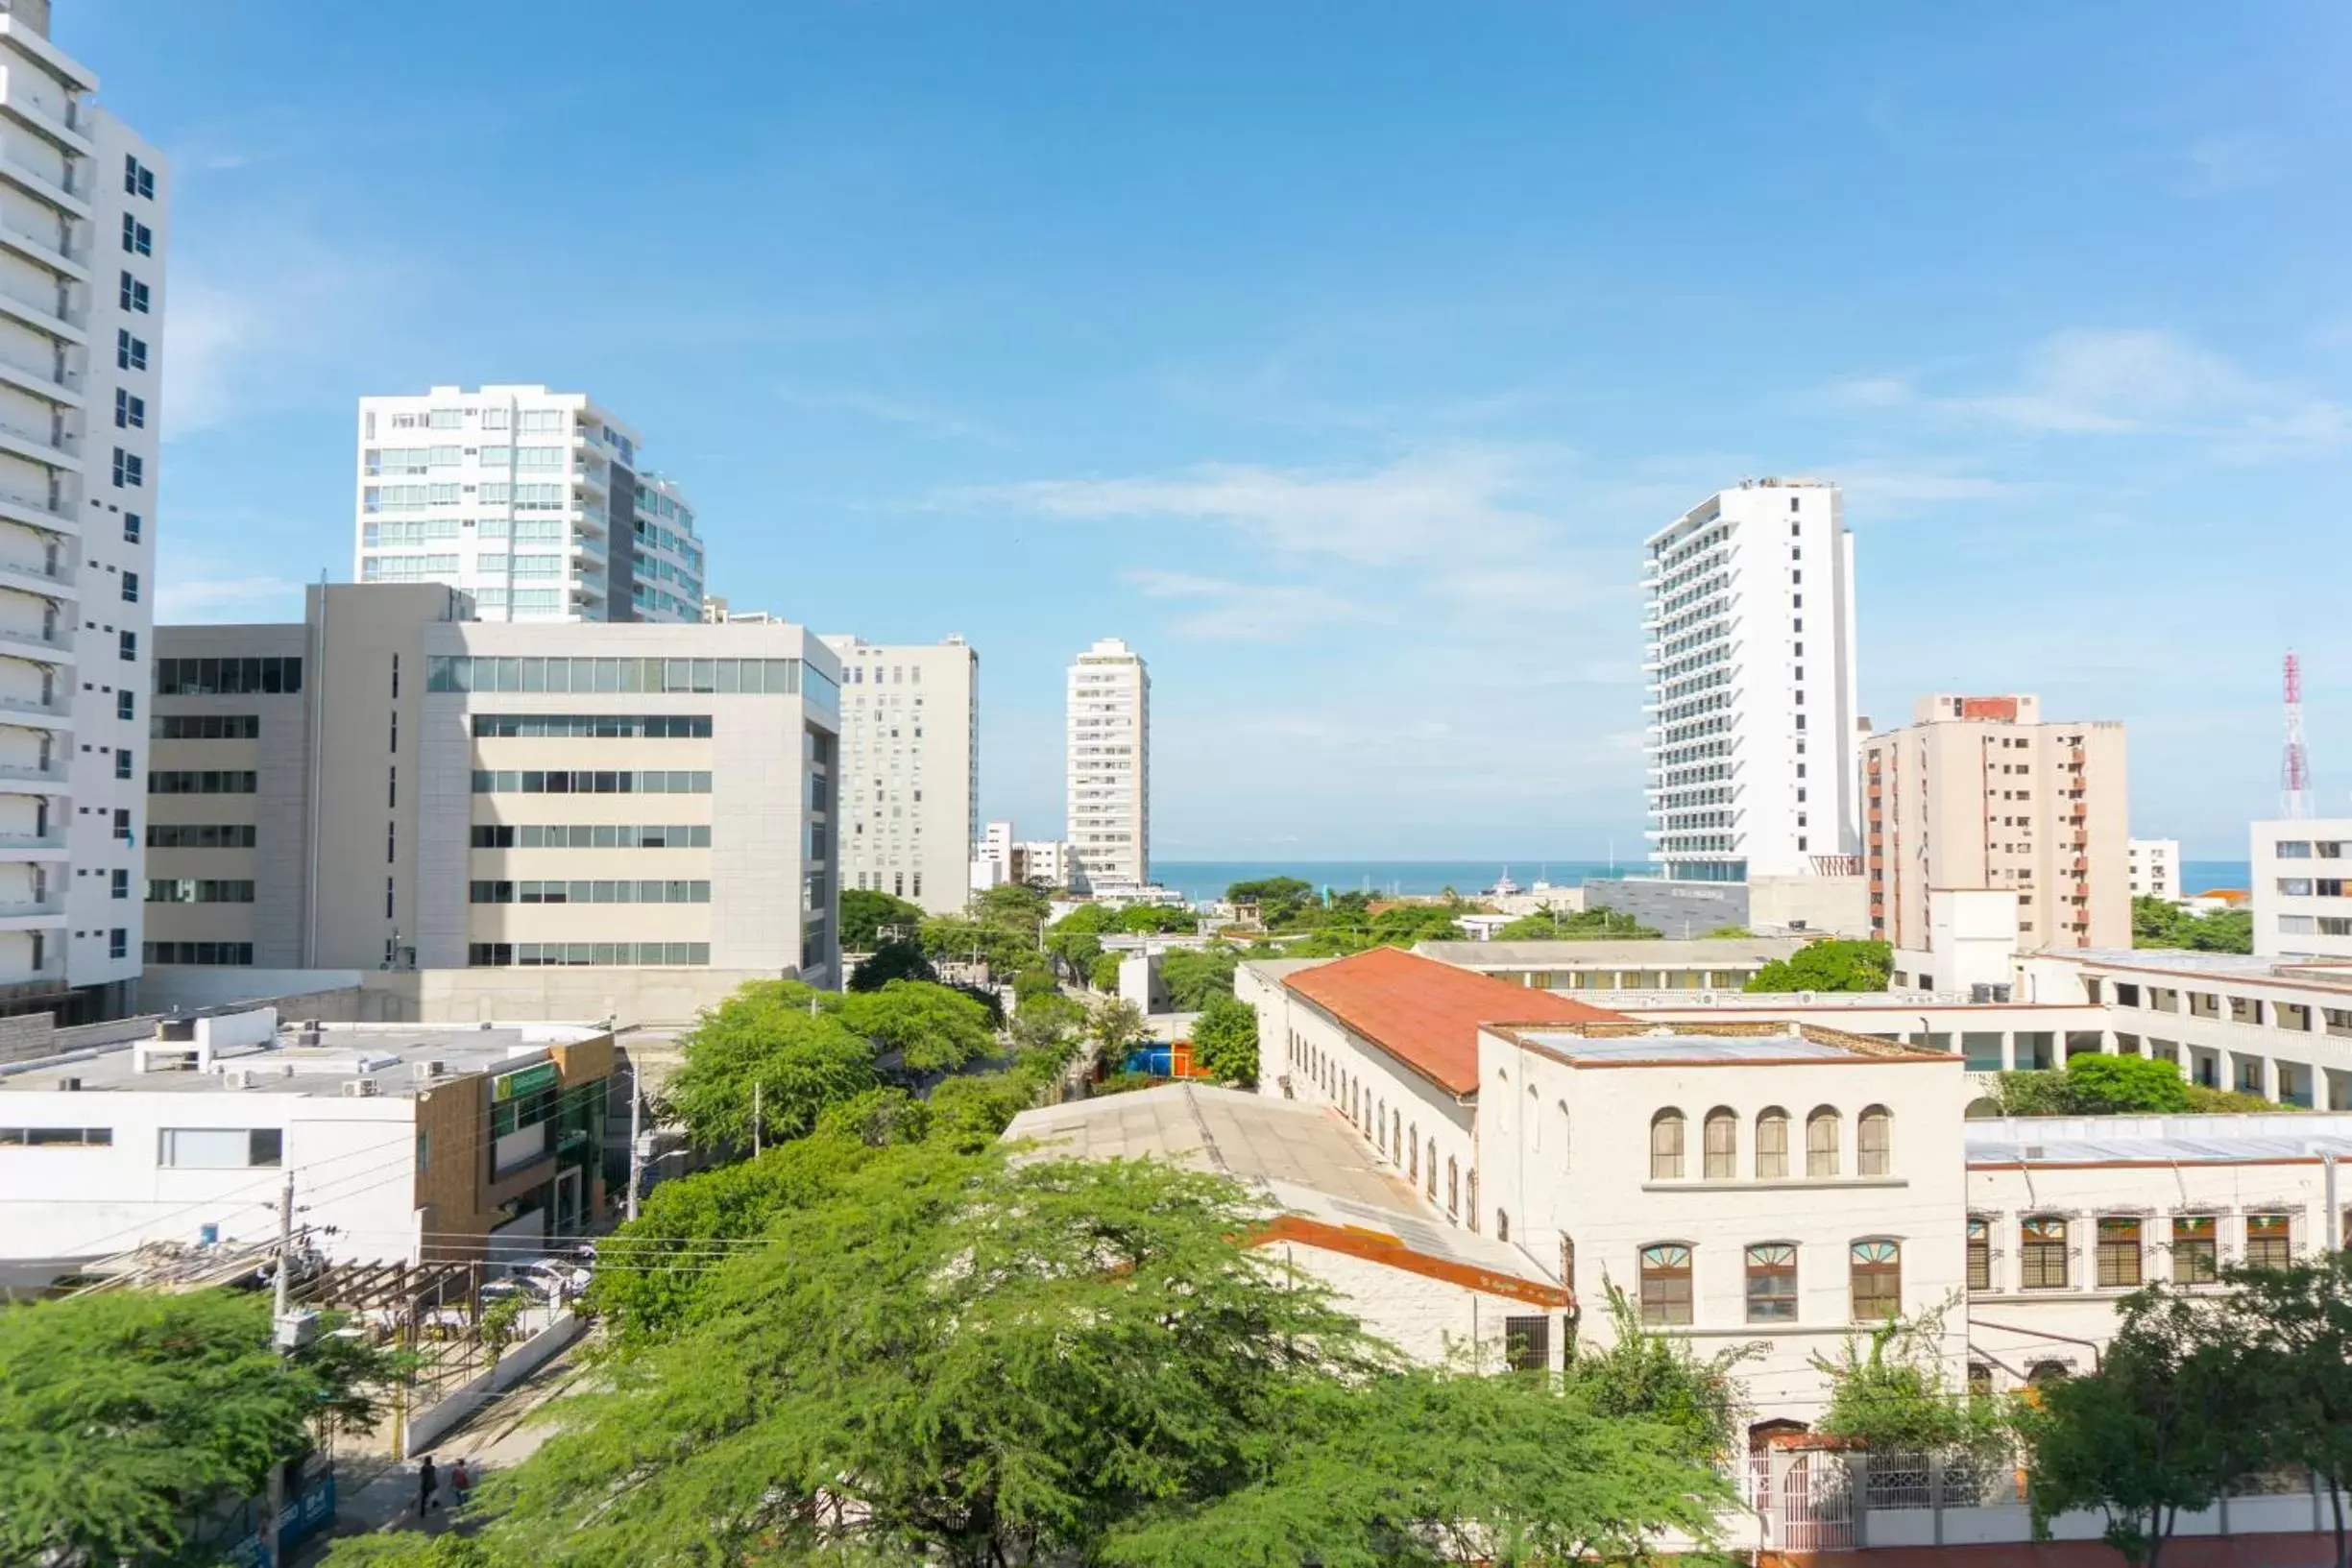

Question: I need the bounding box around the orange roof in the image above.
[1283,946,1624,1097]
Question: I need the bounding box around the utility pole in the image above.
[261,1170,295,1567]
[624,1059,645,1222]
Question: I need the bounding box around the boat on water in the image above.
[1486,867,1522,898]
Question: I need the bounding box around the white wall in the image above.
[2253,817,2352,959]
[1265,1237,1564,1372]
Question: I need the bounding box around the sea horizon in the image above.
[1149,857,2256,903]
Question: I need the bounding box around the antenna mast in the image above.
[2283,650,2314,819]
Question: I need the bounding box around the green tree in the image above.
[925,1072,1040,1149]
[1010,966,1060,1004]
[1569,1284,1753,1464]
[1159,945,1241,1009]
[1226,876,1315,928]
[1811,1302,2014,1462]
[972,880,1051,940]
[1998,1054,2197,1116]
[840,887,927,951]
[1190,993,1259,1087]
[1091,996,1151,1060]
[0,1290,398,1567]
[1493,907,1661,941]
[1118,904,1200,934]
[839,979,998,1073]
[814,1085,934,1147]
[2025,1286,2257,1568]
[2221,1250,2352,1568]
[2132,895,2253,954]
[1745,938,1894,994]
[1090,951,1126,992]
[664,991,879,1148]
[847,937,939,991]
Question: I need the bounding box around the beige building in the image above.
[1863,694,2128,954]
[1066,638,1147,892]
[820,635,978,914]
[148,585,840,985]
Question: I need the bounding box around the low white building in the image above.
[2252,817,2352,959]
[2128,837,2182,902]
[0,1010,615,1285]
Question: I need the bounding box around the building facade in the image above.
[353,385,705,624]
[2128,836,2181,902]
[149,585,840,984]
[0,12,166,1022]
[820,635,977,914]
[1643,479,1859,883]
[1863,694,2130,954]
[1065,637,1148,892]
[2250,817,2352,960]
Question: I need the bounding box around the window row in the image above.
[468,880,711,905]
[147,879,255,904]
[1287,1031,1475,1226]
[149,771,256,795]
[145,941,255,966]
[471,769,710,795]
[427,655,807,696]
[1968,1213,2294,1291]
[155,657,303,695]
[147,824,257,849]
[151,713,259,740]
[471,713,711,739]
[472,823,710,849]
[0,1125,111,1147]
[468,941,711,968]
[1637,1239,1903,1325]
[1650,1105,1892,1180]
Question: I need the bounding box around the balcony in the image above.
[0,624,69,666]
[0,147,85,222]
[0,83,93,159]
[0,416,74,470]
[0,350,77,408]
[0,214,85,281]
[0,491,71,538]
[0,894,68,930]
[0,693,67,732]
[0,760,65,793]
[0,278,78,345]
[0,832,65,860]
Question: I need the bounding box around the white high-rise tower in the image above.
[0,3,168,1020]
[352,385,705,623]
[1065,638,1149,893]
[1643,479,1859,882]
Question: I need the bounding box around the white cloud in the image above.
[1121,569,1381,641]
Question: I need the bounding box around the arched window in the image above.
[1560,1235,1576,1292]
[1756,1107,1790,1178]
[1857,1105,1893,1176]
[1447,1156,1460,1217]
[1639,1243,1694,1325]
[1408,1124,1419,1183]
[1496,1209,1511,1242]
[1426,1139,1439,1199]
[1375,1098,1387,1153]
[1558,1100,1571,1169]
[1967,1362,1994,1397]
[1528,1083,1540,1151]
[2026,1360,2071,1388]
[1851,1240,1901,1320]
[1704,1107,1738,1179]
[1468,1171,1479,1232]
[1392,1108,1401,1166]
[1745,1243,1798,1322]
[1806,1106,1841,1177]
[1650,1109,1686,1179]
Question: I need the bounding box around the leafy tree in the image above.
[1745,938,1893,994]
[1010,990,1085,1053]
[2220,1250,2352,1568]
[2132,895,2254,954]
[1011,966,1060,1003]
[664,990,879,1148]
[2185,1083,2281,1112]
[839,979,998,1073]
[1189,993,1259,1086]
[1090,951,1126,992]
[1997,1055,2199,1117]
[1367,903,1466,945]
[813,1085,934,1147]
[840,887,927,951]
[925,1072,1040,1149]
[1159,945,1241,1009]
[345,1154,1726,1568]
[972,880,1051,940]
[1495,907,1662,941]
[1091,996,1152,1059]
[2025,1286,2257,1568]
[1226,876,1315,928]
[0,1290,398,1567]
[1702,923,1755,938]
[1570,1284,1753,1464]
[848,937,939,991]
[1811,1302,2014,1462]
[1118,904,1200,934]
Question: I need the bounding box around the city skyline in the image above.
[78,0,2352,857]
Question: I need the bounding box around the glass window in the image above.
[1745,1242,1797,1322]
[2246,1214,2291,1269]
[1967,1218,1991,1291]
[1640,1243,1694,1325]
[1703,1108,1737,1178]
[2022,1218,2069,1290]
[1806,1106,1840,1177]
[1649,1109,1685,1179]
[158,1127,282,1168]
[2097,1218,2143,1288]
[1857,1105,1892,1176]
[2170,1216,2217,1283]
[1851,1240,1901,1320]
[1756,1107,1789,1177]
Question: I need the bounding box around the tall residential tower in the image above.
[353,385,705,624]
[1066,638,1148,893]
[1643,479,1859,882]
[820,634,979,915]
[0,7,166,1020]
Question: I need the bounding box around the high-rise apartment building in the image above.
[1862,694,2130,953]
[820,634,978,914]
[353,386,705,624]
[0,9,165,1020]
[2128,837,2181,902]
[149,586,840,984]
[1066,638,1148,893]
[2250,820,2352,961]
[1644,479,1859,882]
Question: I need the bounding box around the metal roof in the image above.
[1417,937,1810,967]
[1519,1029,1860,1064]
[1966,1112,2352,1165]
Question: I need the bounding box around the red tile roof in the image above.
[1282,946,1625,1097]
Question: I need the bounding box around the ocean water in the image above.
[2183,859,2250,894]
[1152,859,1632,903]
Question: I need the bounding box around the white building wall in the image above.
[2252,817,2352,960]
[1065,638,1147,892]
[1643,478,1859,884]
[821,635,978,914]
[1267,1238,1564,1372]
[2128,837,2181,901]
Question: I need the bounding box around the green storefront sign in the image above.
[492,1060,561,1103]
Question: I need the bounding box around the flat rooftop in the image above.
[2068,948,2352,993]
[1417,937,1810,967]
[1498,1019,1947,1067]
[0,1022,605,1098]
[1967,1112,2352,1167]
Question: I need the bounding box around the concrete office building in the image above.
[2250,818,2352,961]
[1642,478,1859,883]
[353,385,705,624]
[148,585,840,990]
[0,10,167,1022]
[972,820,1071,894]
[821,634,978,914]
[1862,694,2130,954]
[2128,837,2181,902]
[1066,637,1148,893]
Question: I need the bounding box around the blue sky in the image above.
[69,1,2352,859]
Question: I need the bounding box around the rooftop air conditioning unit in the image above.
[412,1060,448,1082]
[222,1068,256,1090]
[296,1030,323,1047]
[55,1075,79,1092]
[343,1077,380,1098]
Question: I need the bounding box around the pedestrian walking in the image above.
[449,1458,473,1510]
[417,1456,440,1517]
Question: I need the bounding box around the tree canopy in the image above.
[664,989,882,1148]
[840,887,928,951]
[1744,938,1893,994]
[847,937,939,991]
[1811,1304,2013,1463]
[1995,1052,2194,1117]
[1494,908,1661,941]
[1159,945,1241,1008]
[2132,895,2253,954]
[1190,993,1258,1087]
[0,1289,399,1567]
